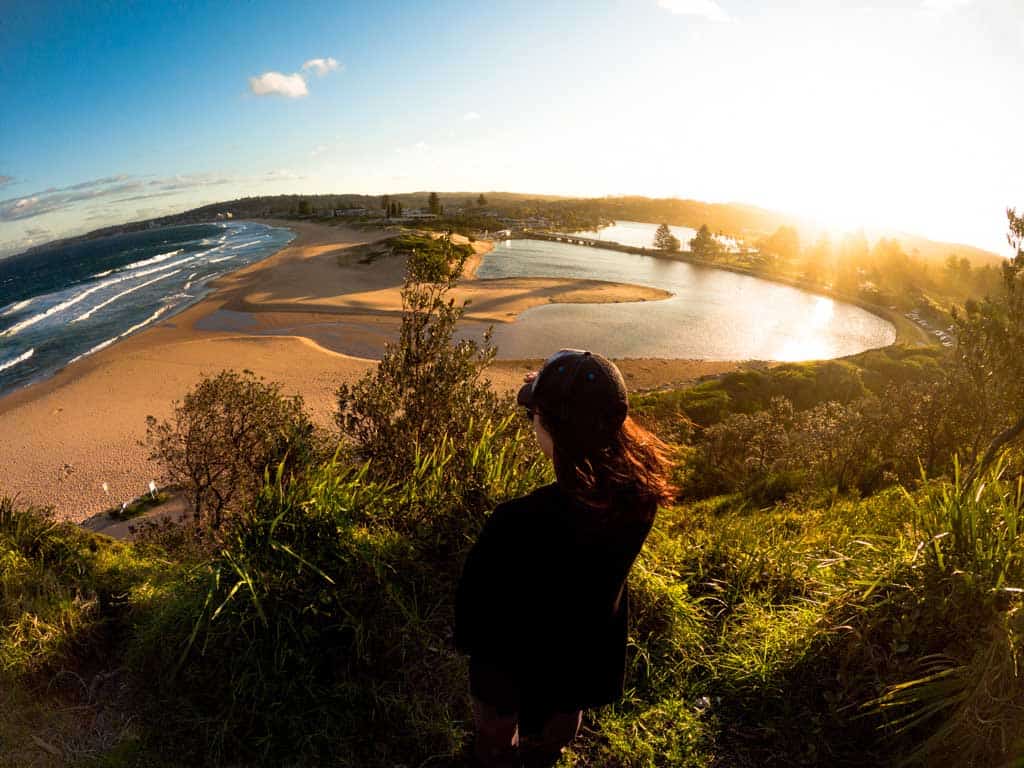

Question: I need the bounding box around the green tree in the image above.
[802,234,834,285]
[297,199,311,216]
[382,194,391,214]
[758,226,800,268]
[653,223,681,252]
[689,224,722,260]
[477,193,487,207]
[428,191,441,215]
[953,207,1024,480]
[145,370,315,531]
[336,236,504,472]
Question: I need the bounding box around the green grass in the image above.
[2,440,1022,766]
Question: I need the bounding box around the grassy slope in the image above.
[3,448,1022,767]
[2,343,1021,766]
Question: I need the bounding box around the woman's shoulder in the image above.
[496,482,561,512]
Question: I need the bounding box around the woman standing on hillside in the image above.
[455,349,675,768]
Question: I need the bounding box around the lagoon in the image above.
[475,237,895,361]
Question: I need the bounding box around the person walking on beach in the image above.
[455,349,675,767]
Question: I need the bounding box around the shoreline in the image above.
[522,231,928,347]
[0,220,711,522]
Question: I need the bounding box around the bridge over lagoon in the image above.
[505,230,672,258]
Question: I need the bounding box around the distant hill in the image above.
[11,192,1005,267]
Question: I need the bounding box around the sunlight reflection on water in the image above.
[475,240,895,361]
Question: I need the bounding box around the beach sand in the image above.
[0,220,740,522]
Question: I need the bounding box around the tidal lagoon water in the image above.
[475,238,895,361]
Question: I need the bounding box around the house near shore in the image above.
[401,209,439,220]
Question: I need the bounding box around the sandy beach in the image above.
[0,220,739,522]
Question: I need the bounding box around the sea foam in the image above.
[0,298,33,317]
[0,348,34,373]
[71,269,182,324]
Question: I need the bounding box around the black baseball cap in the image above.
[517,349,629,438]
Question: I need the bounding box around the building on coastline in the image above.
[401,209,439,220]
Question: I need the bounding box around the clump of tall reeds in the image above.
[860,455,1024,766]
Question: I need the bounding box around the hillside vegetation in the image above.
[3,223,1024,767]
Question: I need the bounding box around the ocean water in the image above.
[0,221,294,398]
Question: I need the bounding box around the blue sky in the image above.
[1,0,1022,256]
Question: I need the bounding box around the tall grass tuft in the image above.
[861,454,1024,766]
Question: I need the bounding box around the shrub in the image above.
[336,234,508,478]
[146,369,315,532]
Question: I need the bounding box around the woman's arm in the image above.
[454,503,515,655]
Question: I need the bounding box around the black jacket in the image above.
[454,482,656,710]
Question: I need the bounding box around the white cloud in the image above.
[302,57,340,77]
[463,111,481,121]
[249,57,340,98]
[249,71,308,98]
[920,0,971,10]
[657,0,730,23]
[0,173,237,222]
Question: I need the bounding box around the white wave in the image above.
[121,248,182,271]
[229,239,263,250]
[208,254,237,264]
[182,272,198,291]
[0,298,33,317]
[2,255,199,338]
[67,338,118,365]
[67,304,174,366]
[131,254,197,278]
[2,280,116,337]
[0,348,34,374]
[71,269,182,324]
[91,268,114,278]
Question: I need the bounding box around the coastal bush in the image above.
[336,234,509,478]
[630,347,947,440]
[680,370,977,503]
[145,369,316,532]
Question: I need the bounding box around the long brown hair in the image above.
[539,411,677,512]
